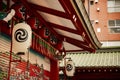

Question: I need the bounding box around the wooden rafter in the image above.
[47,22,81,35]
[60,35,94,52]
[17,0,63,41]
[28,3,70,19]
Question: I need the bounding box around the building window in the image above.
[108,20,120,33]
[107,0,120,12]
[90,0,94,5]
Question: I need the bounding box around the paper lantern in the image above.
[65,59,75,76]
[12,23,32,54]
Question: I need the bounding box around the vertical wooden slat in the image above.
[0,34,10,52]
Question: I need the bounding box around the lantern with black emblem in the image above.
[65,59,75,77]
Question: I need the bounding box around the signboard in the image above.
[10,61,50,80]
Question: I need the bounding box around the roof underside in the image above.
[11,0,101,52]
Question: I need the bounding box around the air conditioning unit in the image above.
[95,0,98,3]
[97,8,100,11]
[95,20,99,23]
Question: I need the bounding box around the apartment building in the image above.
[84,0,120,47]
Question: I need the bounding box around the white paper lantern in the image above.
[12,23,32,55]
[65,59,75,76]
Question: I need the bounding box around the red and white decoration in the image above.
[12,23,32,54]
[65,59,75,76]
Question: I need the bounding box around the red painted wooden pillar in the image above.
[50,59,59,80]
[0,0,2,11]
